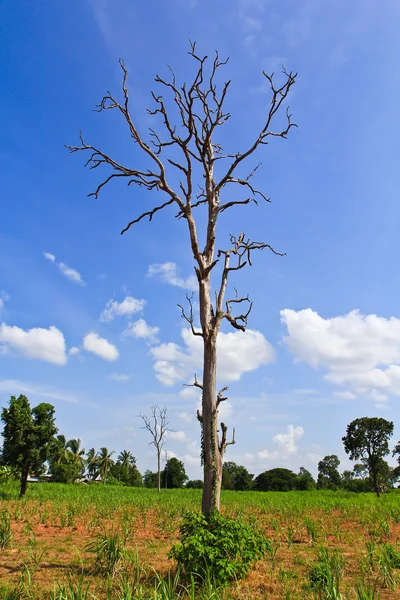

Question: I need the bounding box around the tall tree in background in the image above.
[343,417,394,497]
[161,457,188,489]
[48,435,85,483]
[86,448,99,480]
[1,395,57,497]
[139,406,173,493]
[68,44,296,514]
[98,447,115,484]
[317,455,341,489]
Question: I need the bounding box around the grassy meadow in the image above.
[1,483,400,599]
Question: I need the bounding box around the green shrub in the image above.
[169,510,269,584]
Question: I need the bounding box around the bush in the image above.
[169,510,269,584]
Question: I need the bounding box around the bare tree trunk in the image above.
[157,449,161,493]
[201,335,222,514]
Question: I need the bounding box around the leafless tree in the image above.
[139,405,173,493]
[68,42,297,514]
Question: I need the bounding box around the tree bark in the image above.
[157,449,161,493]
[201,335,222,514]
[19,461,30,498]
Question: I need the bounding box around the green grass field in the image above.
[1,483,400,599]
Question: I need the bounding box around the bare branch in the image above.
[178,294,203,338]
[216,68,297,193]
[183,373,203,391]
[121,198,176,235]
[219,423,236,455]
[217,386,229,407]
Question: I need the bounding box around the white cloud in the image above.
[44,252,85,285]
[147,262,197,292]
[281,308,400,403]
[150,328,274,386]
[178,411,195,423]
[179,387,201,399]
[182,454,201,467]
[272,424,304,454]
[0,323,67,365]
[0,379,79,403]
[257,424,304,461]
[83,333,119,361]
[108,373,132,382]
[68,346,81,356]
[100,296,146,322]
[0,290,9,311]
[123,319,159,344]
[334,391,356,400]
[167,430,190,443]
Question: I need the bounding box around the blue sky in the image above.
[1,0,400,479]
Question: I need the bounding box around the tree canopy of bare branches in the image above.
[139,405,174,493]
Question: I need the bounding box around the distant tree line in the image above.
[1,395,400,498]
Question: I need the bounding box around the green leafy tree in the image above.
[254,468,297,492]
[317,455,341,489]
[295,467,316,490]
[48,435,85,483]
[86,448,99,480]
[67,438,86,472]
[111,450,142,486]
[143,470,158,488]
[161,457,188,489]
[343,417,394,497]
[186,479,203,489]
[98,447,115,484]
[1,395,57,497]
[222,461,253,491]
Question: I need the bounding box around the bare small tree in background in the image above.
[68,43,297,514]
[139,405,173,493]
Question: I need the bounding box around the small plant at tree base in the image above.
[307,546,345,599]
[0,511,12,549]
[85,528,127,577]
[169,511,270,585]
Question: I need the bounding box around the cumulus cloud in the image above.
[123,319,159,344]
[100,296,146,322]
[83,333,119,361]
[273,424,304,454]
[258,424,304,461]
[108,373,131,382]
[147,262,197,292]
[0,323,67,365]
[68,346,80,356]
[281,308,400,403]
[44,252,85,286]
[149,328,274,386]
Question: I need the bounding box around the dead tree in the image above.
[68,43,297,515]
[139,405,173,493]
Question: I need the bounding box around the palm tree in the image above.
[67,439,86,473]
[50,435,70,467]
[118,450,133,470]
[98,447,115,484]
[86,448,99,480]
